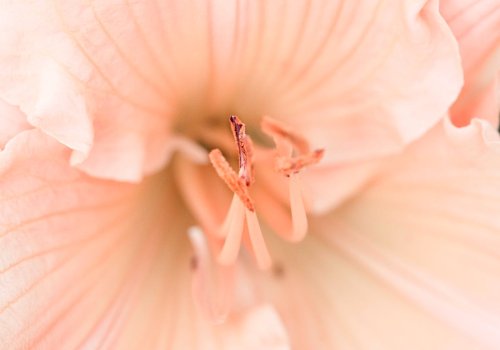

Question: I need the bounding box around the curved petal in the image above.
[263,118,500,349]
[263,0,462,164]
[0,0,462,184]
[0,1,173,182]
[0,99,30,149]
[441,0,500,127]
[301,159,385,214]
[27,60,94,163]
[0,126,287,349]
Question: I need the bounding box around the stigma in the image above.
[208,115,324,270]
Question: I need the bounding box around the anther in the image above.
[208,149,255,212]
[229,115,254,186]
[276,149,324,176]
[261,116,324,171]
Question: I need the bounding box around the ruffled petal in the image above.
[0,1,173,181]
[0,99,30,149]
[441,0,500,127]
[0,0,463,184]
[263,0,462,164]
[249,0,464,212]
[263,118,500,349]
[28,60,93,163]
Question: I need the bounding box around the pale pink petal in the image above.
[0,129,139,348]
[0,1,487,348]
[302,159,385,213]
[175,157,234,237]
[208,1,462,159]
[0,126,284,349]
[158,135,209,168]
[260,118,500,349]
[0,0,464,220]
[73,128,146,182]
[441,0,500,127]
[222,304,290,350]
[188,226,290,350]
[28,60,94,163]
[288,175,308,241]
[263,0,462,164]
[0,1,172,181]
[188,226,234,324]
[0,99,30,149]
[0,0,462,186]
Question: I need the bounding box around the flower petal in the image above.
[0,125,286,349]
[263,0,462,163]
[301,159,385,213]
[28,59,94,163]
[0,99,30,149]
[0,0,463,184]
[441,0,500,127]
[223,304,290,350]
[263,117,500,349]
[188,226,235,324]
[0,1,173,181]
[0,128,143,348]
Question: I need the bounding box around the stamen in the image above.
[276,149,324,176]
[230,115,254,186]
[219,194,243,237]
[245,209,272,270]
[209,115,321,270]
[261,116,324,175]
[218,194,246,265]
[208,148,255,211]
[208,117,271,269]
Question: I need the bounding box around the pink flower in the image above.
[0,0,498,348]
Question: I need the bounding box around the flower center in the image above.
[176,114,323,270]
